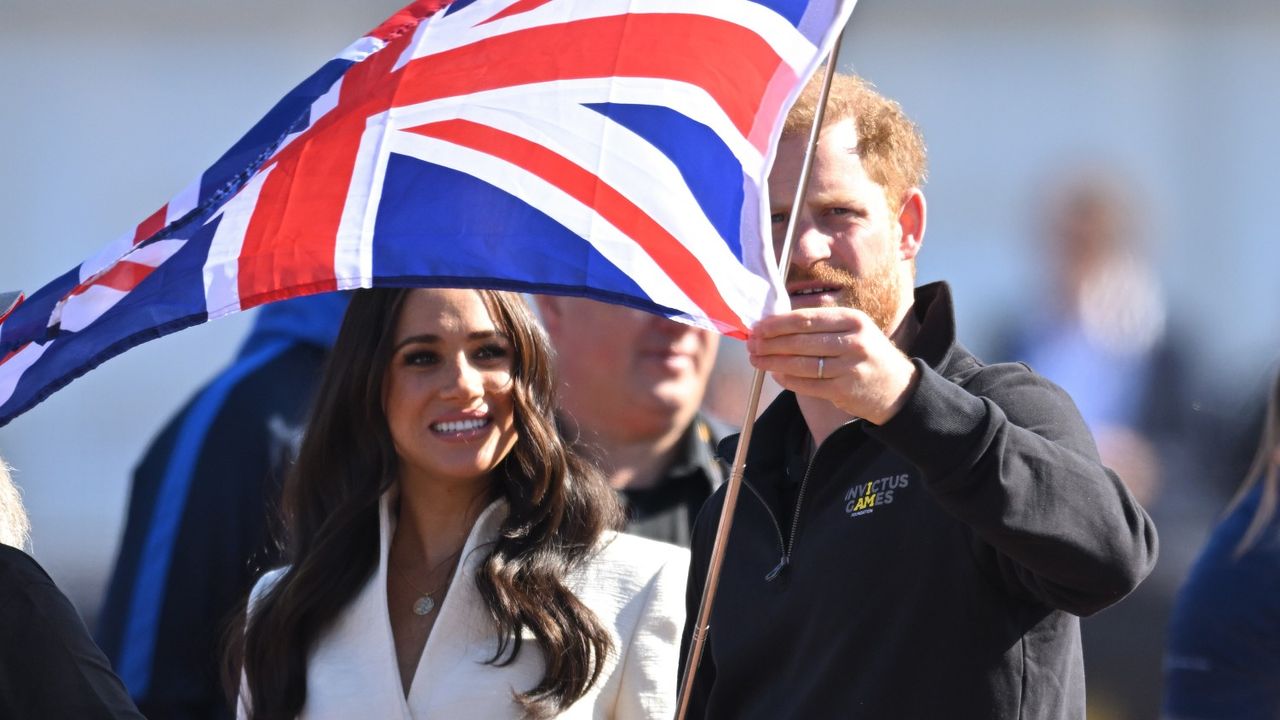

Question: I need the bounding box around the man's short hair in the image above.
[0,458,30,550]
[783,72,927,208]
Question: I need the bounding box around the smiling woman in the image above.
[230,287,688,720]
[382,290,521,491]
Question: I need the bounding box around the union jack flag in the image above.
[0,0,855,427]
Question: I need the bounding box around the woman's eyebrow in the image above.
[393,330,508,351]
[393,333,439,352]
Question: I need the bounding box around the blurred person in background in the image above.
[0,453,145,719]
[535,296,726,547]
[997,170,1204,719]
[1163,367,1280,720]
[999,170,1190,507]
[700,338,782,428]
[96,292,347,720]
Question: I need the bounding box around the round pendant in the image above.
[413,595,436,616]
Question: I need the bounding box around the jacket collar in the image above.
[295,488,509,717]
[661,413,728,491]
[908,281,959,374]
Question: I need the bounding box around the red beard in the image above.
[787,259,901,334]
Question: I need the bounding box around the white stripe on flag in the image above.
[60,240,186,333]
[203,163,278,318]
[311,77,344,126]
[0,342,49,409]
[167,177,202,224]
[127,238,186,267]
[333,115,388,290]
[337,36,387,63]
[82,230,137,282]
[60,286,128,334]
[438,78,765,178]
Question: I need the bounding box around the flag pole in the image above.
[674,30,847,720]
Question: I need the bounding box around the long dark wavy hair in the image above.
[231,287,623,719]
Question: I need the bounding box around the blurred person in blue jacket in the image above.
[997,171,1208,719]
[1164,368,1280,719]
[96,292,347,720]
[0,452,144,719]
[1000,171,1191,506]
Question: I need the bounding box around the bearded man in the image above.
[679,74,1158,719]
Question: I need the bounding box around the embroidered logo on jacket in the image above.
[844,474,910,517]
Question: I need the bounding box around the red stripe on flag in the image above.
[365,0,452,42]
[134,205,169,244]
[0,342,29,368]
[232,146,346,310]
[749,64,801,154]
[0,294,21,326]
[478,0,556,26]
[71,261,155,297]
[393,14,784,150]
[235,26,423,310]
[407,118,746,334]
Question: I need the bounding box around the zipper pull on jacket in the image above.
[765,554,790,581]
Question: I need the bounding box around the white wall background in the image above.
[1,0,1277,645]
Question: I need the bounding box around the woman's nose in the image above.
[439,358,485,399]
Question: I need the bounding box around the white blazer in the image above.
[241,494,689,719]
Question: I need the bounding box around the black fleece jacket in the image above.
[680,282,1158,720]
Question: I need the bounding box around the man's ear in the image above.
[897,188,926,262]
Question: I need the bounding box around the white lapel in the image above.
[304,492,546,719]
[405,498,540,715]
[300,493,408,719]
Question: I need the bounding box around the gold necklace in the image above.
[393,546,464,616]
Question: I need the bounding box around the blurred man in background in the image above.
[701,339,783,428]
[1000,172,1188,506]
[536,296,726,547]
[96,293,346,720]
[997,172,1209,719]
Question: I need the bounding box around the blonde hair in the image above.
[783,72,927,209]
[0,458,31,550]
[1228,370,1280,556]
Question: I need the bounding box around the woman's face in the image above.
[383,288,519,490]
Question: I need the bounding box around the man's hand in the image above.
[747,307,920,426]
